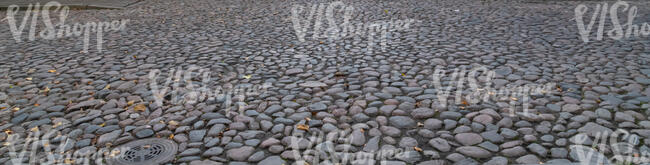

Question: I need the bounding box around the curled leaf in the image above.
[297,124,309,131]
[134,104,146,112]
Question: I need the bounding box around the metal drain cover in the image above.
[108,138,177,165]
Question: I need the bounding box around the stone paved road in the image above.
[0,0,649,164]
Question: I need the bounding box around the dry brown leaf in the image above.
[64,158,75,164]
[127,100,135,106]
[104,85,110,90]
[134,104,146,112]
[414,146,423,152]
[297,124,309,131]
[48,70,56,73]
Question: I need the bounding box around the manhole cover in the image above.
[108,138,177,165]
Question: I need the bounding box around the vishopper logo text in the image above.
[290,129,410,164]
[575,1,650,42]
[431,65,556,116]
[147,66,271,116]
[6,1,129,53]
[291,1,416,53]
[571,129,650,165]
[3,129,129,164]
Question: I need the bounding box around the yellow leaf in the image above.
[127,100,134,106]
[134,104,146,112]
[110,150,121,157]
[384,9,388,14]
[64,158,74,164]
[99,123,106,127]
[30,127,39,132]
[12,107,20,111]
[296,124,309,131]
[53,122,63,128]
[48,70,56,73]
[243,75,252,79]
[104,84,110,90]
[26,77,32,81]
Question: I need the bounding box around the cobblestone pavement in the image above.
[1,0,650,164]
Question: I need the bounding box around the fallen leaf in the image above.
[64,158,75,164]
[384,9,388,14]
[417,122,424,127]
[4,130,13,134]
[243,75,252,79]
[104,84,110,90]
[99,123,106,127]
[134,104,146,112]
[169,134,174,139]
[127,100,135,106]
[53,122,63,128]
[12,107,20,111]
[414,146,423,152]
[30,127,39,132]
[26,77,32,81]
[34,104,40,107]
[401,73,406,77]
[168,121,179,126]
[296,124,309,131]
[48,70,56,73]
[305,117,311,121]
[42,86,50,93]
